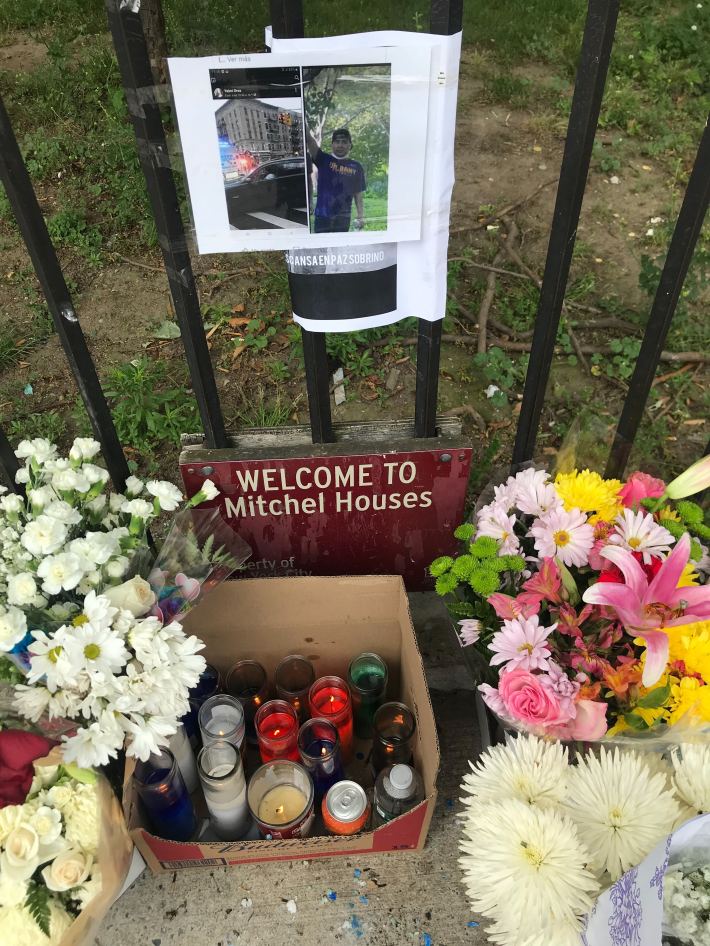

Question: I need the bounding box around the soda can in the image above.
[322,780,370,836]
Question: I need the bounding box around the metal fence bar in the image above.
[0,425,22,493]
[270,0,335,443]
[0,95,130,491]
[605,117,710,479]
[106,0,228,449]
[511,0,620,466]
[414,0,464,439]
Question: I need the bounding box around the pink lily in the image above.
[487,592,538,620]
[582,533,710,687]
[518,558,562,610]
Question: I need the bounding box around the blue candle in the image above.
[134,749,196,841]
[190,664,221,703]
[298,719,345,798]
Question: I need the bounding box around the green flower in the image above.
[429,556,454,578]
[496,554,525,573]
[469,570,499,597]
[659,518,685,541]
[469,536,499,559]
[676,500,704,525]
[451,555,477,580]
[435,573,460,596]
[454,523,476,542]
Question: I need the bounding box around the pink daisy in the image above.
[529,507,594,567]
[488,614,556,671]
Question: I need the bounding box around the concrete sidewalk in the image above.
[98,594,487,946]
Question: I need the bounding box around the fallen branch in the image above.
[566,323,590,374]
[111,252,164,273]
[448,257,530,281]
[477,248,505,354]
[451,177,558,234]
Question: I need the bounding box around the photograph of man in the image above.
[306,127,366,233]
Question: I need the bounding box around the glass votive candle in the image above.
[255,699,300,763]
[197,741,250,840]
[133,748,196,841]
[308,676,354,761]
[247,759,315,840]
[371,701,416,774]
[348,652,389,738]
[168,721,199,793]
[198,694,246,763]
[190,663,221,704]
[297,717,345,799]
[226,660,270,745]
[275,654,315,722]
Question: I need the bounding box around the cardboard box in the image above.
[123,576,439,872]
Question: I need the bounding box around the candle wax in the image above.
[257,785,307,825]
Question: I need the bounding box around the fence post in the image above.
[106,0,228,450]
[605,117,710,479]
[0,95,130,491]
[269,0,335,444]
[413,0,464,439]
[511,0,620,466]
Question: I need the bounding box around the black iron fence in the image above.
[0,0,707,492]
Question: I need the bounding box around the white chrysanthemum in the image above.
[0,901,73,946]
[460,736,569,810]
[61,713,124,768]
[146,480,183,511]
[529,507,594,567]
[37,552,85,595]
[513,468,563,518]
[69,437,101,462]
[671,744,710,813]
[13,684,52,723]
[0,605,27,652]
[562,747,680,881]
[122,713,177,761]
[62,623,129,677]
[609,508,674,563]
[20,514,67,557]
[459,798,598,940]
[62,783,100,852]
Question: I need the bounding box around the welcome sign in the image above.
[180,427,471,589]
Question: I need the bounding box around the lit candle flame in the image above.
[273,728,281,737]
[329,695,335,704]
[276,805,284,815]
[254,696,262,706]
[321,747,327,756]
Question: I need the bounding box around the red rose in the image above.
[0,730,56,807]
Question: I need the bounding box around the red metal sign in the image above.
[180,440,472,590]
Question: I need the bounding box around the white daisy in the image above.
[476,506,520,555]
[671,743,710,812]
[20,515,67,557]
[459,798,598,938]
[562,747,680,881]
[61,714,125,768]
[62,623,129,678]
[80,592,119,632]
[529,507,594,567]
[609,508,675,563]
[146,480,183,512]
[122,714,177,761]
[27,629,75,691]
[460,735,569,809]
[37,552,85,595]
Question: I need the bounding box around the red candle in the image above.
[308,676,354,760]
[255,700,300,763]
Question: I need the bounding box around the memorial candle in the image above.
[198,694,246,763]
[371,701,416,774]
[308,676,353,761]
[275,655,315,722]
[347,652,388,739]
[226,660,270,746]
[247,760,315,840]
[255,700,300,763]
[133,748,196,841]
[297,718,345,798]
[197,741,250,840]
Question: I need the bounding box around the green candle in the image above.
[348,652,388,739]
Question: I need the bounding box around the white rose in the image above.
[120,498,153,519]
[41,848,93,892]
[46,785,73,810]
[0,806,23,844]
[102,576,156,616]
[69,438,101,462]
[29,806,63,845]
[146,480,183,512]
[7,573,38,608]
[0,874,27,908]
[20,515,67,557]
[0,606,28,652]
[2,824,40,881]
[33,763,60,789]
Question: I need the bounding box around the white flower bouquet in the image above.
[0,746,133,946]
[459,737,710,946]
[0,437,250,768]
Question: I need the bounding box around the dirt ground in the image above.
[0,39,706,478]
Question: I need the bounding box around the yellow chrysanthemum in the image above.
[554,469,623,523]
[658,506,680,522]
[667,676,710,725]
[678,563,700,587]
[667,622,710,683]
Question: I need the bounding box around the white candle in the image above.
[198,743,250,840]
[169,724,199,794]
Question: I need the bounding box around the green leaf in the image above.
[0,657,24,684]
[25,882,51,937]
[446,601,476,618]
[624,712,649,731]
[635,682,671,709]
[61,764,97,784]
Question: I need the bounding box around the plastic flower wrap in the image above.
[0,438,252,767]
[431,461,710,745]
[0,734,132,946]
[459,735,710,946]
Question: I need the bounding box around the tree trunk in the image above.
[141,0,169,86]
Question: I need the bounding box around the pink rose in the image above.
[549,699,608,741]
[496,668,573,731]
[619,472,666,508]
